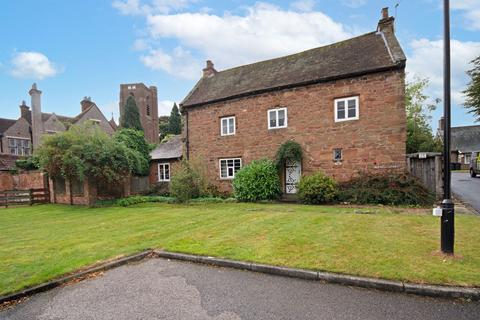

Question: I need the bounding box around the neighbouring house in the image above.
[180,7,407,195]
[0,83,117,171]
[119,83,159,144]
[437,117,480,169]
[149,135,183,187]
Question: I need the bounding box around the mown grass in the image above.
[1,203,479,296]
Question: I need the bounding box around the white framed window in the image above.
[465,154,472,164]
[268,108,287,129]
[219,158,242,179]
[158,163,170,182]
[333,148,343,161]
[335,96,359,122]
[7,137,30,156]
[220,116,235,136]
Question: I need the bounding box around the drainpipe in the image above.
[185,110,190,160]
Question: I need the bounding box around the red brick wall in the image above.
[186,69,406,193]
[0,171,47,191]
[149,159,181,185]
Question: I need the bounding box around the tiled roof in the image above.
[181,29,406,108]
[150,135,183,160]
[0,118,16,134]
[451,125,480,153]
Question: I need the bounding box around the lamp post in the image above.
[441,0,454,254]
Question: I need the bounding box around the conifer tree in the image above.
[120,96,143,131]
[168,103,182,134]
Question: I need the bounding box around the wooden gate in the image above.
[0,188,50,208]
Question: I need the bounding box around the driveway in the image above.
[452,172,480,213]
[1,258,479,320]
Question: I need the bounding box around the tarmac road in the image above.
[1,258,479,320]
[452,172,480,213]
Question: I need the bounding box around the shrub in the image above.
[297,172,337,204]
[115,195,175,207]
[337,172,435,206]
[233,159,281,202]
[145,182,170,196]
[170,162,200,202]
[275,140,303,167]
[15,157,40,170]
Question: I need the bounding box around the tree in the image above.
[35,123,145,184]
[120,96,143,131]
[114,128,153,176]
[168,103,182,134]
[158,115,170,141]
[405,77,442,154]
[464,56,480,122]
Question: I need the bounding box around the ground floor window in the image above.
[219,158,242,179]
[158,163,170,181]
[465,154,472,164]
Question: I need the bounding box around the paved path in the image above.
[452,172,480,213]
[1,258,479,320]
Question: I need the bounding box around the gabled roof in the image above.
[150,135,183,160]
[22,110,73,125]
[0,118,16,134]
[181,29,406,108]
[451,125,480,153]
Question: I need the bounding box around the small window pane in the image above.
[278,110,285,127]
[333,149,342,161]
[348,107,356,118]
[269,111,277,127]
[229,118,234,133]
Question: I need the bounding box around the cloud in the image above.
[112,0,195,15]
[158,100,176,116]
[10,51,59,80]
[340,0,367,8]
[290,0,315,12]
[140,46,202,79]
[144,2,352,74]
[451,0,480,30]
[407,38,480,105]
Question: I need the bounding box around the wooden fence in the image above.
[0,188,50,208]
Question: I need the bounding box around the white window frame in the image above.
[220,116,236,136]
[268,107,288,129]
[334,96,359,122]
[333,148,343,162]
[219,158,242,179]
[464,154,472,164]
[158,163,170,182]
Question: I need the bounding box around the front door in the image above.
[285,160,301,194]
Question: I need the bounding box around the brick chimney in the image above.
[80,96,94,112]
[19,100,30,119]
[29,83,43,149]
[202,60,217,78]
[377,7,395,34]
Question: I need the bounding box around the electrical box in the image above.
[433,207,443,217]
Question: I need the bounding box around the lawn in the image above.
[1,202,480,296]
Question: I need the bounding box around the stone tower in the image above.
[119,83,159,144]
[29,83,43,149]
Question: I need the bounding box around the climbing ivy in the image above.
[275,140,303,167]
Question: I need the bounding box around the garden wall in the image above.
[0,170,48,191]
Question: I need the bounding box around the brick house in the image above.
[0,83,116,170]
[149,135,183,188]
[180,8,407,195]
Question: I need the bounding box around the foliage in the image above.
[145,182,170,196]
[464,56,480,122]
[15,156,40,170]
[120,96,143,131]
[115,195,175,207]
[158,103,182,140]
[297,172,338,204]
[405,77,442,154]
[170,161,201,202]
[168,103,182,135]
[113,128,152,176]
[275,140,303,167]
[35,123,145,184]
[233,159,281,202]
[337,172,435,206]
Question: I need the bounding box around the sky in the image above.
[0,0,479,130]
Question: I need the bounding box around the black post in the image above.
[441,0,454,254]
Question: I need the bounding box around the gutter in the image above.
[181,63,406,110]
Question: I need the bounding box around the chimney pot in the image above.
[81,97,94,112]
[202,60,217,78]
[19,101,30,119]
[381,7,389,20]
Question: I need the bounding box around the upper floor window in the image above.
[221,116,235,136]
[8,137,30,156]
[268,107,287,129]
[335,96,359,122]
[158,163,170,182]
[146,105,151,116]
[219,158,241,179]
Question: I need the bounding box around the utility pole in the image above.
[441,0,454,254]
